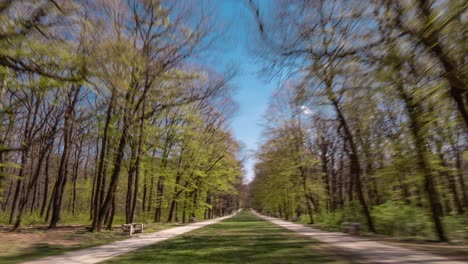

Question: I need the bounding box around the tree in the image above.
[249,0,466,241]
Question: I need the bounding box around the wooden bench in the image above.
[341,222,361,235]
[122,223,144,236]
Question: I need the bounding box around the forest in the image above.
[248,0,467,242]
[0,0,243,234]
[0,0,467,253]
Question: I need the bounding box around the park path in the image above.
[253,210,466,264]
[21,212,238,264]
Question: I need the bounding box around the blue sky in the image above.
[204,0,276,182]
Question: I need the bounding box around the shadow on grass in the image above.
[0,229,127,264]
[0,243,85,264]
[105,211,354,264]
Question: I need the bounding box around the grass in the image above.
[0,229,124,264]
[295,214,468,261]
[0,223,179,264]
[372,237,468,261]
[105,210,357,264]
[0,239,113,263]
[1,243,104,264]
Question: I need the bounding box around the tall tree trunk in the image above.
[40,149,51,217]
[90,136,100,220]
[154,141,172,222]
[182,193,188,223]
[2,177,14,212]
[191,188,199,217]
[0,116,15,200]
[455,152,468,210]
[327,82,375,233]
[71,144,82,215]
[130,101,145,224]
[49,87,80,228]
[9,101,36,224]
[125,148,136,224]
[167,145,185,223]
[49,129,72,228]
[319,139,331,210]
[106,196,116,230]
[13,143,50,230]
[93,90,132,232]
[30,165,38,213]
[92,94,115,231]
[330,152,338,210]
[9,148,28,224]
[437,153,463,214]
[142,175,147,213]
[342,140,354,203]
[337,152,344,208]
[45,181,57,222]
[395,73,448,242]
[147,175,154,212]
[302,169,314,224]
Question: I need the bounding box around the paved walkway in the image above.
[253,211,466,264]
[22,213,238,264]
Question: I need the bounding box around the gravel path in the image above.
[21,213,237,264]
[253,211,466,264]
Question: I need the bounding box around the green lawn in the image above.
[0,222,180,264]
[105,210,356,264]
[0,231,123,264]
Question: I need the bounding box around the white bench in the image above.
[122,223,144,236]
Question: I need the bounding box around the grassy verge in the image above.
[0,222,180,264]
[105,210,359,264]
[372,238,468,261]
[294,215,468,261]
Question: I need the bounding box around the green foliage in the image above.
[250,0,468,243]
[443,215,468,242]
[304,202,468,242]
[299,202,367,232]
[341,202,366,224]
[371,202,432,237]
[308,211,344,231]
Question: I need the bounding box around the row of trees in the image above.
[249,0,466,242]
[0,0,243,232]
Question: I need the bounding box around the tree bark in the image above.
[93,97,130,231]
[395,73,448,242]
[91,94,115,230]
[49,86,80,228]
[327,82,375,233]
[40,149,52,218]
